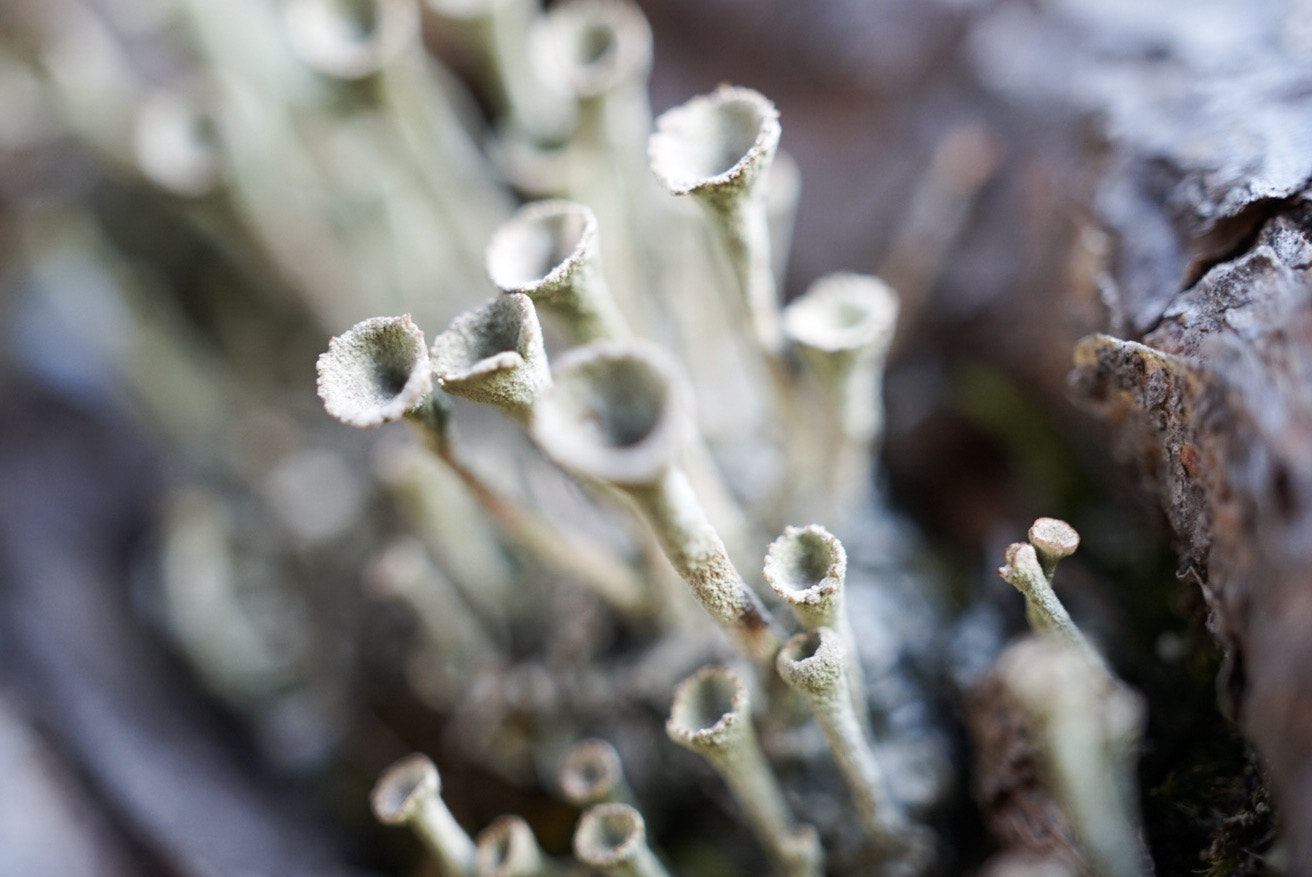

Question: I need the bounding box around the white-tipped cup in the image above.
[764,524,868,724]
[533,0,652,104]
[559,738,629,807]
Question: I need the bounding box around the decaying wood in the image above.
[1070,208,1312,869]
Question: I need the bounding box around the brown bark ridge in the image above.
[1067,54,1312,877]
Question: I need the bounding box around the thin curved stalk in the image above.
[997,519,1097,663]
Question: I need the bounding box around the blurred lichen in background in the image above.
[0,0,1275,875]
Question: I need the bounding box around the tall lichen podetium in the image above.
[777,628,934,874]
[530,341,781,662]
[666,665,823,877]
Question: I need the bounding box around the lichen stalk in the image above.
[649,84,783,355]
[667,666,823,877]
[530,341,780,662]
[997,519,1097,663]
[763,525,869,728]
[776,629,931,871]
[559,738,632,806]
[572,803,671,877]
[996,637,1151,877]
[475,815,555,877]
[371,753,476,876]
[413,393,651,620]
[430,292,553,425]
[485,199,631,343]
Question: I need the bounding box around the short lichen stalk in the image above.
[558,738,633,807]
[667,666,823,877]
[573,803,672,877]
[531,341,781,662]
[997,517,1097,661]
[372,753,477,876]
[776,629,932,873]
[992,520,1152,877]
[763,525,869,729]
[475,815,559,877]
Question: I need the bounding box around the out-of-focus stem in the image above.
[573,803,671,877]
[533,0,657,327]
[427,0,574,141]
[372,753,476,876]
[282,0,417,81]
[558,738,632,806]
[996,637,1150,877]
[782,272,899,521]
[475,815,556,877]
